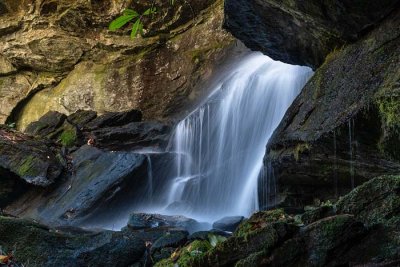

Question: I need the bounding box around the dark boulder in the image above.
[4,145,147,224]
[67,109,97,129]
[0,216,146,267]
[336,175,400,226]
[150,230,189,262]
[264,9,400,209]
[212,216,244,232]
[0,125,62,188]
[90,121,171,151]
[85,109,143,130]
[224,0,400,68]
[127,213,201,233]
[25,111,67,137]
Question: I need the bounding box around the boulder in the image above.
[4,145,147,224]
[151,230,189,262]
[336,175,400,226]
[212,216,244,232]
[224,0,399,68]
[264,8,400,209]
[127,213,201,233]
[0,125,62,188]
[84,109,142,130]
[0,216,146,267]
[25,111,67,137]
[90,121,171,151]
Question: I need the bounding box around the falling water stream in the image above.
[90,52,313,229]
[149,52,313,222]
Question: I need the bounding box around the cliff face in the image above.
[224,0,399,68]
[264,8,400,208]
[0,0,236,130]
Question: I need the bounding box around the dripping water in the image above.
[146,155,153,202]
[333,130,338,198]
[348,119,355,189]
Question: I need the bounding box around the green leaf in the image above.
[131,19,143,39]
[123,8,139,17]
[109,14,135,31]
[143,7,157,16]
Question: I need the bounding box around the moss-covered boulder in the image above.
[337,175,400,226]
[150,178,400,266]
[0,125,62,191]
[5,145,147,224]
[0,216,146,267]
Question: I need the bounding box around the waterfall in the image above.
[159,52,313,221]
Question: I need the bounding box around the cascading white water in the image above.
[161,52,313,221]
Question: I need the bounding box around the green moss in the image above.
[235,209,291,238]
[59,129,77,147]
[153,240,212,267]
[17,155,40,177]
[293,143,311,161]
[235,250,266,267]
[377,96,400,129]
[176,240,212,266]
[154,258,175,267]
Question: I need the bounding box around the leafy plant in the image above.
[109,7,157,38]
[109,0,194,39]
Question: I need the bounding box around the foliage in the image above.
[109,7,157,38]
[109,0,194,39]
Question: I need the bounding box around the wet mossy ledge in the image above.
[0,175,398,266]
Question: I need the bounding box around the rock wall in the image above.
[224,0,399,68]
[264,8,400,208]
[0,0,237,130]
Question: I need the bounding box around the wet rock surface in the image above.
[224,0,399,68]
[0,125,62,189]
[264,8,400,209]
[155,175,400,267]
[0,216,146,267]
[2,109,174,226]
[127,213,202,233]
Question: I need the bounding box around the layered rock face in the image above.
[224,0,399,68]
[0,0,236,130]
[264,8,400,209]
[1,109,174,225]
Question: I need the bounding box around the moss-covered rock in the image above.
[264,7,400,210]
[0,125,62,188]
[0,216,146,267]
[336,175,400,226]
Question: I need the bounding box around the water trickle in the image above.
[348,119,355,189]
[153,53,313,222]
[146,155,153,202]
[333,130,338,198]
